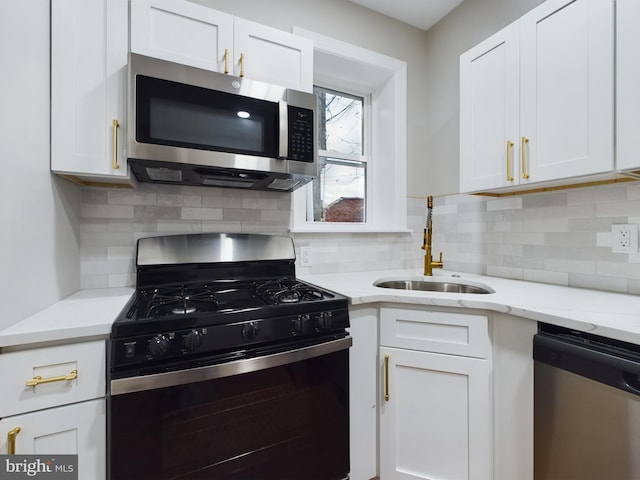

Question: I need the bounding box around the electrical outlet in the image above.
[299,246,312,266]
[611,224,639,253]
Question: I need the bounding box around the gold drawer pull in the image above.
[7,427,21,455]
[521,136,530,179]
[224,48,229,74]
[112,119,120,170]
[506,140,514,182]
[25,369,78,387]
[239,53,245,78]
[384,354,390,402]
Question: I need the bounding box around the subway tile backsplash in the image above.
[79,182,640,295]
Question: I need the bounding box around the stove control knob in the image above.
[184,329,204,352]
[317,311,333,330]
[242,322,261,341]
[292,314,310,335]
[148,334,170,357]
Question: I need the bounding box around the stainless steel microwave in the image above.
[127,53,317,191]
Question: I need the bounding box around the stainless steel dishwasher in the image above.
[534,323,640,480]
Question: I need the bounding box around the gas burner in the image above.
[171,305,197,315]
[252,279,330,305]
[144,285,218,319]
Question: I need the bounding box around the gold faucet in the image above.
[422,195,444,276]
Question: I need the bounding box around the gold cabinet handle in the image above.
[506,140,514,182]
[223,48,229,74]
[384,354,390,401]
[7,427,21,455]
[25,369,78,387]
[112,119,120,170]
[521,136,530,179]
[239,53,245,78]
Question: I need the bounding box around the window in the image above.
[291,28,408,233]
[312,87,367,223]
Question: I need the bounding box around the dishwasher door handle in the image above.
[534,333,640,397]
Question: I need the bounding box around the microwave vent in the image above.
[146,167,183,182]
[268,178,301,190]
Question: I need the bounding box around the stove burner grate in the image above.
[145,285,219,319]
[252,279,329,305]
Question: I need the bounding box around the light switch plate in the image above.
[611,224,639,253]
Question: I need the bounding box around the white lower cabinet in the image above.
[0,399,106,479]
[379,306,492,480]
[348,306,379,480]
[0,340,107,480]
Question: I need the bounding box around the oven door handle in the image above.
[110,336,352,396]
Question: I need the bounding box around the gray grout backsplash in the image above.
[80,182,640,295]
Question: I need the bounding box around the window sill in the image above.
[290,225,412,234]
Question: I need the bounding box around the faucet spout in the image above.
[421,195,444,276]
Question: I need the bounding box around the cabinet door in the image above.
[519,0,614,183]
[233,18,313,92]
[379,347,492,480]
[130,0,234,73]
[348,307,378,480]
[460,23,519,193]
[0,399,105,480]
[51,0,129,180]
[616,0,640,172]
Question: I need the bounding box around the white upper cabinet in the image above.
[616,0,640,173]
[130,0,233,74]
[460,0,614,194]
[51,0,130,184]
[233,18,313,92]
[519,0,614,183]
[130,0,313,92]
[460,24,519,193]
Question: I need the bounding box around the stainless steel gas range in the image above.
[107,233,351,480]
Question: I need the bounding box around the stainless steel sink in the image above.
[374,279,493,294]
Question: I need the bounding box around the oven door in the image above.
[108,337,351,480]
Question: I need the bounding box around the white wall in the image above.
[1,1,81,330]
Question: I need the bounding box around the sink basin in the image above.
[374,279,494,294]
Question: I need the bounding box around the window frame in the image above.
[310,85,370,224]
[290,28,408,233]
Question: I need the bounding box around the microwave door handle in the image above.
[278,100,288,159]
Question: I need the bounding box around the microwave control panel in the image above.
[287,105,314,162]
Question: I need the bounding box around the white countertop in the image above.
[2,269,640,349]
[300,269,640,345]
[0,287,134,348]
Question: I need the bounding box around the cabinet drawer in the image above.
[380,306,490,358]
[0,398,106,478]
[0,340,105,417]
